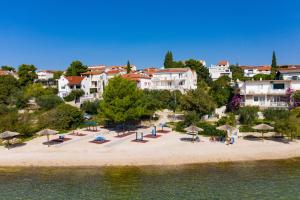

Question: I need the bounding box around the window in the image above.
[254,96,259,102]
[273,83,285,90]
[61,86,65,89]
[292,76,298,80]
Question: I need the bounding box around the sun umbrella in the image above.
[0,131,20,139]
[217,125,237,137]
[252,124,274,140]
[0,131,20,148]
[36,129,58,147]
[184,125,203,134]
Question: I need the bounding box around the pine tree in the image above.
[164,51,174,68]
[126,60,132,74]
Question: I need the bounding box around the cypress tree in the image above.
[126,60,132,74]
[164,51,174,68]
[271,51,278,77]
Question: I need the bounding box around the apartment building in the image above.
[238,80,300,108]
[209,60,232,81]
[240,66,271,77]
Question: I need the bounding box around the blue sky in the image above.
[0,0,300,70]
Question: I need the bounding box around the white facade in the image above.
[209,61,232,81]
[37,71,54,80]
[279,68,300,80]
[241,66,271,78]
[238,80,300,108]
[58,76,92,103]
[151,68,197,92]
[81,72,108,99]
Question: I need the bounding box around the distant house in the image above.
[209,60,232,81]
[240,66,271,78]
[151,68,197,92]
[0,70,18,79]
[122,73,152,89]
[58,76,91,103]
[277,65,300,80]
[37,70,54,80]
[238,79,300,108]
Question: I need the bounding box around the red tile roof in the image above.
[156,68,190,73]
[65,76,84,85]
[240,65,271,71]
[81,70,104,75]
[122,73,151,81]
[218,60,229,66]
[106,69,123,75]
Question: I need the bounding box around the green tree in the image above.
[253,74,274,80]
[126,60,132,74]
[24,83,55,99]
[271,51,278,76]
[63,89,84,102]
[99,76,145,124]
[209,76,233,107]
[180,88,216,117]
[17,64,37,86]
[65,60,88,76]
[36,95,64,110]
[1,65,15,72]
[0,75,20,105]
[81,100,100,115]
[238,106,259,125]
[229,65,246,81]
[184,59,212,84]
[164,51,174,68]
[53,71,64,80]
[39,104,83,130]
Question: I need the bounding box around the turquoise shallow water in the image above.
[0,158,300,200]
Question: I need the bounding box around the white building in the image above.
[58,76,92,103]
[278,66,300,80]
[122,73,152,90]
[81,70,107,99]
[151,68,197,92]
[240,66,271,77]
[209,60,232,81]
[238,80,300,108]
[37,70,54,80]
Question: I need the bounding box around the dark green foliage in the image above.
[180,88,216,117]
[229,65,247,81]
[1,65,15,72]
[238,106,259,125]
[81,100,100,115]
[293,91,300,102]
[209,76,233,107]
[53,71,64,80]
[183,111,201,126]
[271,51,277,76]
[239,125,255,132]
[36,95,64,110]
[126,60,132,74]
[39,104,83,130]
[64,89,84,102]
[184,59,212,84]
[99,76,146,123]
[164,51,174,68]
[197,122,226,137]
[24,83,56,98]
[0,75,21,105]
[253,74,274,80]
[17,64,37,86]
[65,61,88,76]
[263,108,290,121]
[217,113,236,126]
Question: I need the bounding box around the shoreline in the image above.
[1,124,300,167]
[0,156,300,168]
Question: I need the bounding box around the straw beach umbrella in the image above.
[252,124,274,140]
[36,129,58,147]
[184,125,203,134]
[0,131,20,148]
[217,125,236,137]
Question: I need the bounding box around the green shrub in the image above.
[64,89,84,102]
[238,106,259,125]
[239,125,255,132]
[183,111,201,126]
[36,95,64,110]
[174,121,185,132]
[263,108,290,121]
[81,100,100,115]
[39,104,83,130]
[197,122,226,137]
[217,113,236,126]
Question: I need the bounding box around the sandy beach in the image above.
[0,125,300,167]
